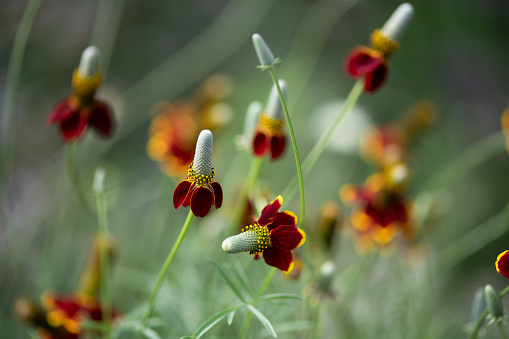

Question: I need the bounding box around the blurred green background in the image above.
[2,0,509,337]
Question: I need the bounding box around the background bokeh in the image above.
[2,0,509,337]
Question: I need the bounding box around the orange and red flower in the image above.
[173,130,223,218]
[496,250,509,279]
[147,74,232,177]
[344,4,414,93]
[47,47,114,142]
[222,195,306,273]
[340,166,412,253]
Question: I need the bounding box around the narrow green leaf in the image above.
[254,293,302,303]
[224,262,254,298]
[227,310,236,325]
[234,262,255,297]
[183,304,245,339]
[209,259,246,302]
[111,320,162,339]
[247,304,277,338]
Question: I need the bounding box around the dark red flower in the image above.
[48,55,114,142]
[222,195,306,273]
[173,130,223,218]
[496,250,509,279]
[252,113,286,160]
[344,29,399,93]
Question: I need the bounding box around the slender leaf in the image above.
[209,259,246,302]
[254,293,303,304]
[227,310,236,325]
[112,320,162,339]
[247,304,277,338]
[234,262,255,297]
[182,304,245,339]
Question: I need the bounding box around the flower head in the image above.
[252,81,287,160]
[344,3,414,93]
[222,195,306,272]
[173,130,223,217]
[496,250,509,279]
[147,74,233,176]
[47,46,114,142]
[340,168,413,253]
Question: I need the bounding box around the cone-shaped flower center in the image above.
[192,129,214,177]
[369,29,399,57]
[222,224,271,255]
[72,69,102,105]
[187,162,215,186]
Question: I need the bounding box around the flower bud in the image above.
[317,261,336,293]
[470,287,486,327]
[381,3,415,42]
[265,80,287,120]
[484,284,504,321]
[252,33,276,67]
[79,46,101,78]
[92,167,107,194]
[193,130,214,177]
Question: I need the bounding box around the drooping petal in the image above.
[270,225,306,252]
[253,130,268,156]
[345,47,385,77]
[182,182,196,207]
[496,250,509,279]
[87,100,114,138]
[59,111,88,142]
[210,181,223,209]
[257,195,283,227]
[262,247,294,273]
[47,98,78,124]
[190,186,213,217]
[267,210,297,231]
[364,62,389,93]
[173,180,192,209]
[269,133,286,160]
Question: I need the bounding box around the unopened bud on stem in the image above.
[252,33,276,67]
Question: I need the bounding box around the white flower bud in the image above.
[252,33,276,67]
[193,130,214,177]
[92,167,107,194]
[265,80,287,120]
[79,46,101,78]
[381,3,414,41]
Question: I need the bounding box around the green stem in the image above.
[312,303,322,339]
[0,0,41,213]
[267,67,306,228]
[239,267,277,339]
[281,80,364,206]
[498,322,508,339]
[230,157,264,230]
[95,187,111,338]
[66,142,93,214]
[470,285,509,339]
[137,210,194,336]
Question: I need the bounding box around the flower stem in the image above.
[239,267,277,339]
[230,157,264,229]
[267,66,306,228]
[281,79,364,206]
[470,285,509,339]
[95,184,112,338]
[312,303,322,339]
[0,0,41,214]
[498,322,508,339]
[66,142,93,215]
[137,210,194,336]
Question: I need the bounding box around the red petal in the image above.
[257,195,283,227]
[270,133,286,160]
[497,251,509,279]
[47,98,77,124]
[59,111,88,142]
[270,225,305,252]
[190,186,213,218]
[365,196,408,228]
[344,47,384,77]
[253,131,268,156]
[262,247,293,272]
[267,210,297,231]
[210,181,223,209]
[173,180,192,209]
[364,62,389,93]
[88,100,114,138]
